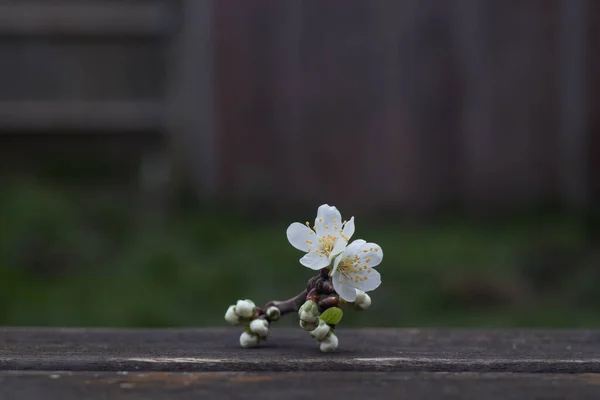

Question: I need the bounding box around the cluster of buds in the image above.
[224,290,372,352]
[225,299,280,348]
[298,300,339,352]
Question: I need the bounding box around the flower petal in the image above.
[331,250,343,275]
[341,216,355,241]
[331,239,365,275]
[329,239,347,261]
[332,270,358,302]
[346,239,366,254]
[334,240,383,293]
[351,267,381,292]
[314,204,342,237]
[356,242,384,268]
[300,251,331,270]
[286,222,316,252]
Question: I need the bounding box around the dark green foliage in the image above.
[0,182,597,328]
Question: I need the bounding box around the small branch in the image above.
[258,268,338,322]
[263,289,307,317]
[318,296,339,310]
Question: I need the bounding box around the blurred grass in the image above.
[1,180,599,328]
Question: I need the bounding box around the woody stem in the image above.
[259,269,338,321]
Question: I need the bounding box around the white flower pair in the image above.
[286,204,383,302]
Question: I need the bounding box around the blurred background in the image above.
[0,0,599,328]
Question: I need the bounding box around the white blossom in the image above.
[224,305,240,325]
[286,204,355,270]
[319,333,339,353]
[239,332,259,348]
[235,299,256,318]
[249,319,269,338]
[331,239,383,302]
[309,319,331,340]
[354,290,372,311]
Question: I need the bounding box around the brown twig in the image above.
[258,268,338,322]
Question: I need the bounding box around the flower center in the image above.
[337,255,369,284]
[318,234,337,256]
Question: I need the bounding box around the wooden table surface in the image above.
[2,328,600,399]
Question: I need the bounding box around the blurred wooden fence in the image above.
[0,1,171,132]
[0,0,214,198]
[0,0,597,215]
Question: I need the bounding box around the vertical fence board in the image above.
[2,0,594,215]
[559,0,589,209]
[588,0,600,207]
[166,0,216,197]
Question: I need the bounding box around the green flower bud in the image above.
[309,319,331,340]
[299,319,318,331]
[298,300,319,323]
[265,306,281,321]
[224,305,240,325]
[235,299,256,318]
[319,332,338,352]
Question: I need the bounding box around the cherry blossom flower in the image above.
[331,239,383,302]
[286,204,355,270]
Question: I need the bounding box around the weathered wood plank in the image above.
[0,101,164,133]
[1,328,599,373]
[0,41,165,102]
[2,371,600,400]
[0,2,173,37]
